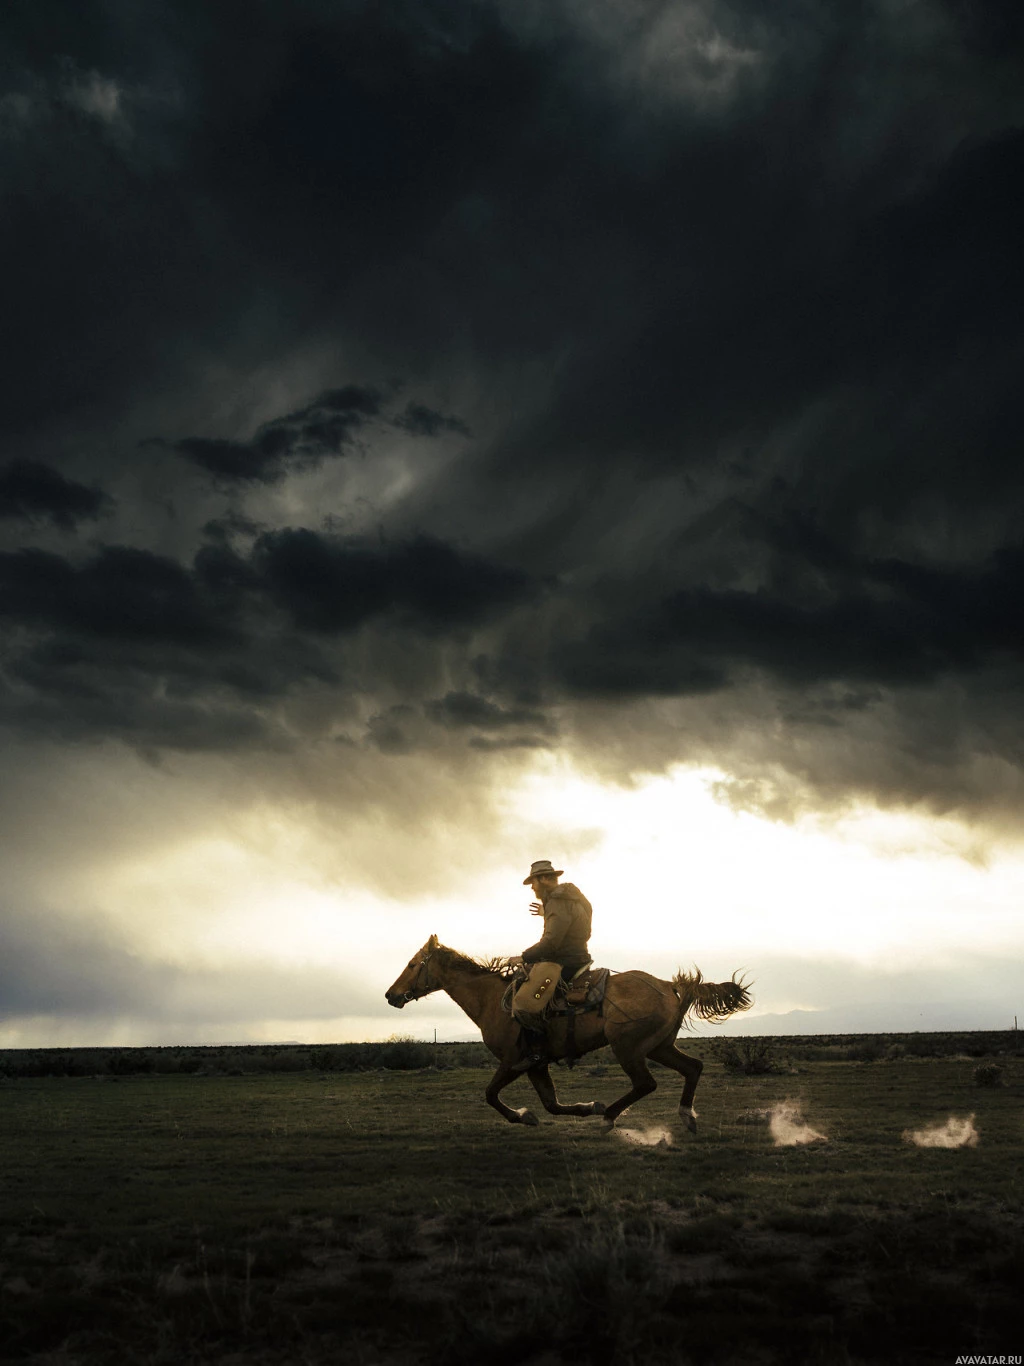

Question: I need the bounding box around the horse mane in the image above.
[434,945,520,980]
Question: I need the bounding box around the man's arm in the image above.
[522,900,573,963]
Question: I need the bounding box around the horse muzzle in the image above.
[384,990,407,1008]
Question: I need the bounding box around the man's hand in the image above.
[508,955,524,968]
[529,901,544,917]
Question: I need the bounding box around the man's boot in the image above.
[511,1024,548,1072]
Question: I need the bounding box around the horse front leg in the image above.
[527,1064,606,1119]
[485,1063,540,1126]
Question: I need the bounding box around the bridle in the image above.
[402,950,437,1002]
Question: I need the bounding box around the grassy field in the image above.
[1,1053,1021,1365]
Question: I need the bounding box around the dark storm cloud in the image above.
[551,538,1024,700]
[0,460,112,528]
[166,385,384,483]
[2,0,1024,820]
[0,544,226,643]
[467,735,552,751]
[156,387,472,484]
[0,531,531,643]
[426,690,552,732]
[0,1,550,447]
[251,528,534,633]
[394,402,472,439]
[0,527,538,749]
[493,120,1024,491]
[4,0,1021,484]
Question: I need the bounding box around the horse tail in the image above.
[673,968,753,1025]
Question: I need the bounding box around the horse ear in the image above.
[428,933,439,949]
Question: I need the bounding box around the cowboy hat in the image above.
[523,859,564,885]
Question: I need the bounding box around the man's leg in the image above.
[511,962,562,1069]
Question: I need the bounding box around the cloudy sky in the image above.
[2,0,1023,1046]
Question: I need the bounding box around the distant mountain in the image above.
[702,1000,1019,1036]
[420,1001,1020,1043]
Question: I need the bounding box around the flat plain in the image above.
[1,1052,1021,1365]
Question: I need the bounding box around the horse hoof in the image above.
[519,1108,540,1127]
[680,1110,698,1134]
[601,1118,615,1132]
[590,1101,606,1116]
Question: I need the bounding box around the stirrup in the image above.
[510,1050,546,1074]
[511,1025,547,1073]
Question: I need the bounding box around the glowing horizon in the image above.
[5,757,1022,1048]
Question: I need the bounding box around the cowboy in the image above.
[511,860,593,1063]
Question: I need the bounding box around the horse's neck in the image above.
[437,966,502,1029]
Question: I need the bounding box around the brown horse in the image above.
[384,936,751,1132]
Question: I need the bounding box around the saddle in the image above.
[501,965,610,1017]
[504,964,610,1070]
[550,965,610,1015]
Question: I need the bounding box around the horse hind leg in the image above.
[527,1064,605,1119]
[649,1038,704,1134]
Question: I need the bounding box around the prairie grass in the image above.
[0,1054,1021,1363]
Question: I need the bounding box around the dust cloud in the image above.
[614,1125,674,1148]
[902,1115,979,1148]
[769,1102,828,1146]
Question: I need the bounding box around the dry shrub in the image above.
[721,1040,785,1076]
[973,1062,1003,1088]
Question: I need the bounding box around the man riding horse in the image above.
[384,866,752,1129]
[512,859,593,1067]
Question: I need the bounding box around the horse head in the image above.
[384,933,441,1007]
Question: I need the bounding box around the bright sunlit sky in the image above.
[3,2,1024,1047]
[3,743,1021,1046]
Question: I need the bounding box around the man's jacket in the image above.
[522,883,592,971]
